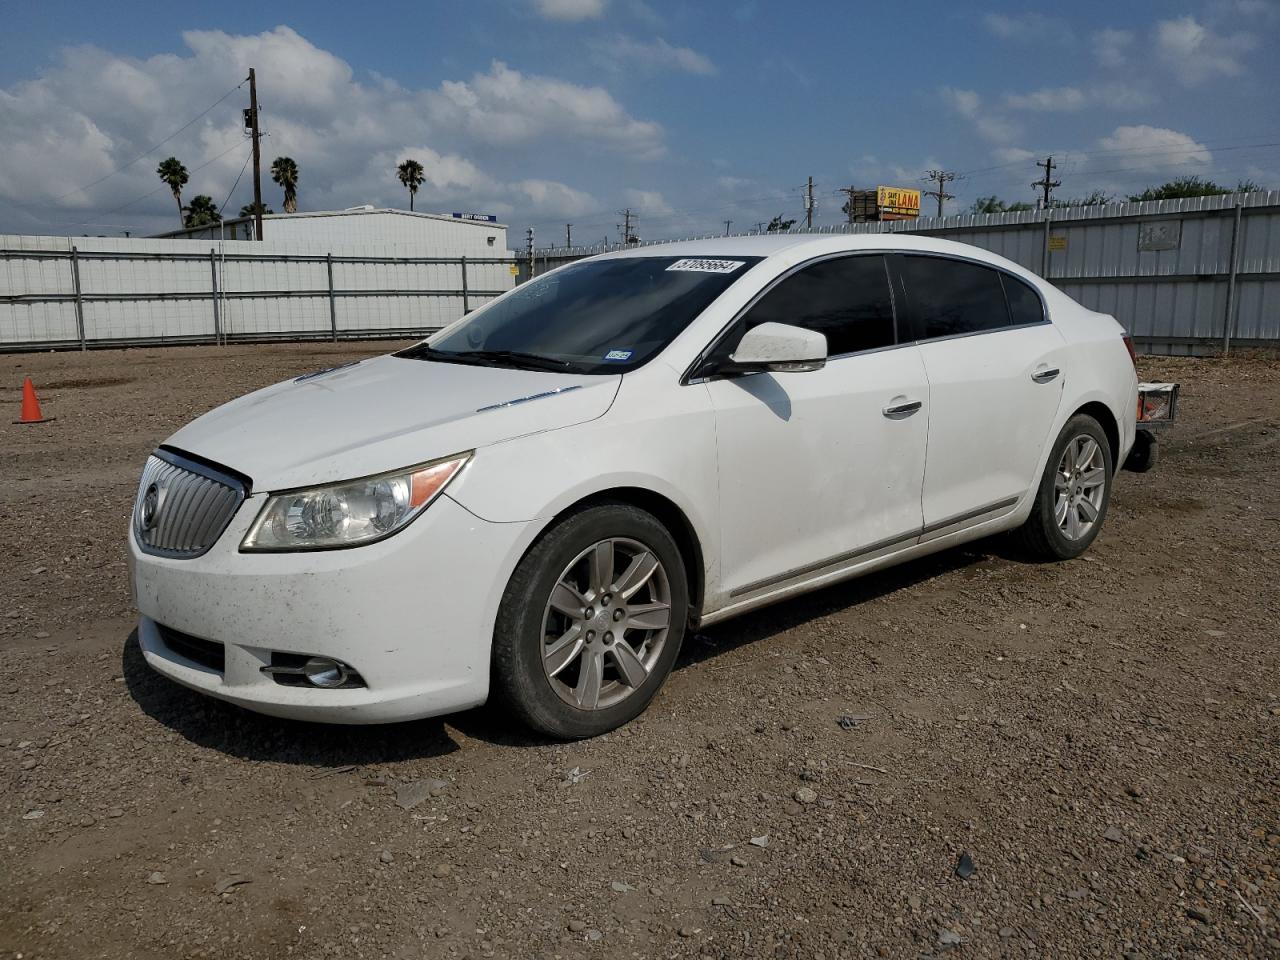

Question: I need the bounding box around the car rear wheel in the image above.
[492,503,688,739]
[1013,414,1113,561]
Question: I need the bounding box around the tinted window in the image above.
[899,255,1010,340]
[416,255,761,374]
[1002,274,1045,326]
[741,255,895,356]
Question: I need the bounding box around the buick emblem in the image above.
[140,483,161,531]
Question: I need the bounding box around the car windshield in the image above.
[403,255,761,374]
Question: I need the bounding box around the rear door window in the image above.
[1002,273,1046,326]
[740,254,896,356]
[898,255,1011,341]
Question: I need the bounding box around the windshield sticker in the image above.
[603,349,633,362]
[666,258,746,274]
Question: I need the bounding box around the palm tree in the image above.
[271,156,299,213]
[396,159,425,211]
[156,157,189,227]
[239,201,274,218]
[182,195,222,228]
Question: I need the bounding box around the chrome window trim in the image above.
[890,250,1052,344]
[682,247,1052,384]
[682,250,900,384]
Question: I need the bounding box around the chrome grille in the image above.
[132,452,247,558]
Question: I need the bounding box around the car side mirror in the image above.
[724,322,827,374]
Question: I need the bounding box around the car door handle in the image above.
[1031,366,1060,384]
[882,399,923,417]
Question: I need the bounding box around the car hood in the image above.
[163,355,621,491]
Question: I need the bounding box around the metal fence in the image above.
[0,234,519,351]
[525,191,1280,356]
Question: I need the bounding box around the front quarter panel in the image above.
[446,362,724,605]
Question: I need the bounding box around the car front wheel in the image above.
[492,503,688,739]
[1014,413,1114,561]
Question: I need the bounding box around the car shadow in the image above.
[121,633,462,767]
[676,541,996,670]
[123,539,1003,761]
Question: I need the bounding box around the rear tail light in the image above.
[1122,334,1138,370]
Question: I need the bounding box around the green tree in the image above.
[766,214,796,232]
[396,158,426,211]
[1127,176,1262,202]
[182,195,222,228]
[239,201,274,218]
[970,196,1036,214]
[1051,189,1114,208]
[155,156,189,227]
[271,156,299,213]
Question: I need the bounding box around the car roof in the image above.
[598,231,1015,265]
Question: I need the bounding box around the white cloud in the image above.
[1097,125,1213,172]
[1155,16,1257,85]
[591,35,717,75]
[1004,86,1087,112]
[983,12,1073,42]
[515,179,598,216]
[0,27,656,234]
[1093,28,1134,68]
[1003,84,1155,112]
[429,61,664,155]
[940,87,1018,144]
[533,0,606,21]
[993,147,1037,166]
[622,188,672,216]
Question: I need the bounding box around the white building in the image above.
[154,206,508,254]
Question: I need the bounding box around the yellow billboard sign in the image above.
[876,186,921,217]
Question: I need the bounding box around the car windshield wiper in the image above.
[421,347,572,371]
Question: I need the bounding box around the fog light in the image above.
[303,657,349,688]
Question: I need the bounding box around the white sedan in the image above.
[129,234,1138,738]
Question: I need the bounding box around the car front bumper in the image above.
[128,492,536,724]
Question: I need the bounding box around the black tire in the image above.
[1123,429,1159,473]
[1013,414,1114,561]
[491,502,689,739]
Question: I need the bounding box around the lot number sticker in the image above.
[666,258,746,274]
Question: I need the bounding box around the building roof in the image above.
[152,206,508,239]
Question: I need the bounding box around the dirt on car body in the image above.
[1,344,1277,959]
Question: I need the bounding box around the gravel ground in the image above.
[1,343,1277,960]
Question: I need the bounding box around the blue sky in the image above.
[1,0,1276,241]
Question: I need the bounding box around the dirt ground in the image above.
[1,342,1277,960]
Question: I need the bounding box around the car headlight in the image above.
[240,453,471,552]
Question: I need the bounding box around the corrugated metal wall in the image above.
[532,191,1280,356]
[0,234,518,351]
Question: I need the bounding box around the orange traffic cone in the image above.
[13,376,54,424]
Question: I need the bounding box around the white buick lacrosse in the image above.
[129,234,1138,738]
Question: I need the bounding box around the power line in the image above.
[69,138,252,225]
[922,170,957,217]
[51,80,247,204]
[1032,156,1062,207]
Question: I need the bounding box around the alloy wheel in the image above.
[540,537,672,711]
[1054,435,1107,541]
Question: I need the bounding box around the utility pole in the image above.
[525,227,534,277]
[245,68,264,241]
[565,223,572,248]
[922,170,956,218]
[804,176,815,229]
[838,185,858,224]
[723,219,733,235]
[1033,156,1061,208]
